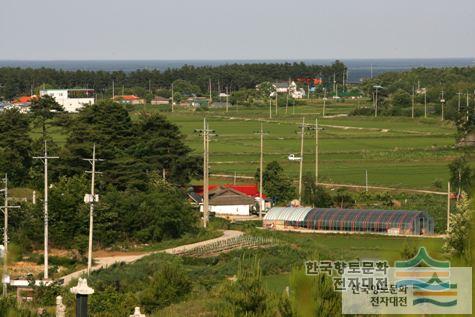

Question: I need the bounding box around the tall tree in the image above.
[444,193,472,260]
[449,155,472,197]
[30,95,64,140]
[0,109,32,184]
[257,161,296,204]
[133,113,202,185]
[302,173,332,207]
[60,101,144,189]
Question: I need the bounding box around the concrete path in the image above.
[59,230,243,286]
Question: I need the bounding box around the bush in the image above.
[139,263,192,313]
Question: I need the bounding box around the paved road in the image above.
[60,230,243,286]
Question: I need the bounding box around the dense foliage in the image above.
[444,193,472,261]
[0,62,346,100]
[257,161,296,204]
[0,103,201,256]
[0,109,32,184]
[355,67,475,130]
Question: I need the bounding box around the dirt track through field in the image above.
[59,230,243,286]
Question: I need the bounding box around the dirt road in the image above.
[60,230,243,286]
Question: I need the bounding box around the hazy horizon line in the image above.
[0,57,473,62]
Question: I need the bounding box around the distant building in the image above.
[273,82,290,93]
[40,89,95,112]
[201,187,256,216]
[11,95,37,113]
[113,95,145,105]
[271,81,305,99]
[151,96,170,105]
[189,184,270,216]
[188,96,209,107]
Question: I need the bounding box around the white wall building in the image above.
[40,89,95,112]
[196,187,256,216]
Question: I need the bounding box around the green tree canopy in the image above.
[257,161,296,204]
[0,109,32,184]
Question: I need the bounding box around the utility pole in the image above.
[83,144,103,275]
[255,123,268,219]
[323,88,327,117]
[447,181,451,232]
[269,98,272,119]
[411,85,415,119]
[315,118,319,185]
[225,87,229,113]
[373,85,382,118]
[203,119,209,228]
[440,90,445,121]
[171,83,174,112]
[375,89,378,117]
[298,117,305,201]
[112,80,115,100]
[365,170,368,192]
[203,118,209,228]
[424,90,427,118]
[333,73,336,92]
[33,141,58,281]
[1,174,20,297]
[208,78,212,104]
[275,92,278,115]
[467,91,470,122]
[285,92,289,114]
[195,120,215,228]
[457,92,462,112]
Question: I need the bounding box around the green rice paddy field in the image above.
[132,100,461,190]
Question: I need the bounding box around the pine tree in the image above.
[444,192,472,260]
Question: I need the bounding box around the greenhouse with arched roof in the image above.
[263,207,434,235]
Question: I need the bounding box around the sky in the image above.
[0,0,474,60]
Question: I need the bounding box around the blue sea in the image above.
[0,58,473,83]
